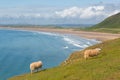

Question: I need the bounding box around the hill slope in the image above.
[80,12,120,33]
[94,12,120,28]
[9,38,120,80]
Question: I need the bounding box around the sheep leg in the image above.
[84,54,89,59]
[37,69,38,72]
[31,70,33,74]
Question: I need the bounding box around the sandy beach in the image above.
[0,26,120,41]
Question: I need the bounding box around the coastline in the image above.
[7,27,120,80]
[1,27,119,80]
[0,26,120,41]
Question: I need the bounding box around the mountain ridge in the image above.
[93,12,120,28]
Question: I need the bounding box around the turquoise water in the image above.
[0,29,99,80]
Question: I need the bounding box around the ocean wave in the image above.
[63,36,84,48]
[63,46,69,49]
[5,29,60,37]
[62,36,99,48]
[36,31,59,36]
[34,31,93,49]
[7,29,99,49]
[31,31,89,48]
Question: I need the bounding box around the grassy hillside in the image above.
[94,12,120,28]
[9,38,120,80]
[80,13,120,33]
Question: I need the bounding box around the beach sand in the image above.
[0,26,120,41]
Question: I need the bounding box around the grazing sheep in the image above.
[30,61,43,74]
[84,48,101,59]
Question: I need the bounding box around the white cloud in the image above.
[23,13,41,17]
[55,6,106,19]
[55,7,82,18]
[80,6,105,19]
[107,10,120,17]
[0,7,55,18]
[0,4,119,24]
[92,6,104,11]
[0,5,119,19]
[55,5,120,19]
[0,13,42,19]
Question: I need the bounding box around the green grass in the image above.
[93,13,120,28]
[78,13,120,33]
[9,38,120,80]
[79,27,120,33]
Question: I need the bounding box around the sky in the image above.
[0,0,120,25]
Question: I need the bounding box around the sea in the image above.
[0,29,99,80]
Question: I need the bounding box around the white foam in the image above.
[63,36,83,48]
[7,29,60,37]
[8,29,99,49]
[63,46,69,49]
[62,35,100,49]
[36,31,59,36]
[82,44,89,47]
[35,32,90,48]
[86,42,91,45]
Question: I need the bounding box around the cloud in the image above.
[0,3,120,24]
[55,7,82,18]
[80,6,105,19]
[0,13,42,18]
[0,5,119,19]
[107,10,120,17]
[55,6,105,18]
[55,5,120,19]
[0,7,56,18]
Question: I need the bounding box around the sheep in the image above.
[30,61,43,74]
[84,48,101,59]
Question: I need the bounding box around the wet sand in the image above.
[0,26,120,41]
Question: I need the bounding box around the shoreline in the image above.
[0,26,120,41]
[7,26,120,80]
[1,27,119,80]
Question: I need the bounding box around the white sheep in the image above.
[30,61,43,74]
[84,48,101,59]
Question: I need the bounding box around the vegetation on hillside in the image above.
[80,27,120,33]
[79,12,120,33]
[93,12,120,28]
[9,38,120,80]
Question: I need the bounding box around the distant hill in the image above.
[0,24,93,28]
[81,12,120,33]
[93,12,120,28]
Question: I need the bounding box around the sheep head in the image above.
[95,48,101,51]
